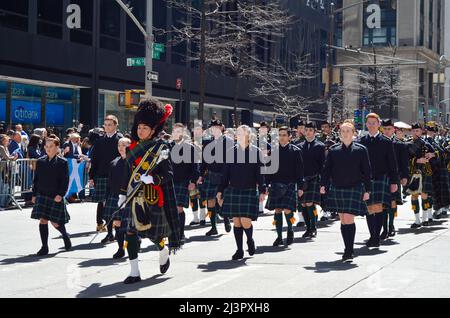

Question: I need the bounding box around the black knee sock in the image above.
[126,234,139,260]
[56,224,69,239]
[284,212,294,232]
[107,221,113,236]
[209,207,217,229]
[243,226,253,242]
[96,202,104,225]
[116,228,125,249]
[274,213,283,239]
[348,223,356,253]
[179,211,186,237]
[366,214,375,239]
[39,223,49,248]
[302,206,311,230]
[382,208,389,232]
[389,208,396,229]
[233,226,244,252]
[340,224,349,252]
[308,206,316,231]
[374,212,384,240]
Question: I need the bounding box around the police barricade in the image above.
[0,159,37,210]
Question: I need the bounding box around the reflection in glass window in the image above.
[37,0,63,38]
[70,0,93,45]
[100,0,120,51]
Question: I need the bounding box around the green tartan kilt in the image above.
[265,183,297,212]
[301,176,322,204]
[325,184,368,216]
[91,177,109,202]
[173,181,190,208]
[422,175,433,194]
[221,187,259,221]
[366,175,390,206]
[31,195,70,224]
[103,196,121,222]
[199,173,221,200]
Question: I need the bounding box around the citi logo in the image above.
[14,106,39,120]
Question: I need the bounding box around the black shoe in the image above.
[199,220,206,226]
[36,246,49,256]
[137,238,142,252]
[285,231,294,246]
[273,237,283,247]
[422,221,430,227]
[331,212,338,219]
[367,239,380,249]
[309,229,317,238]
[101,234,115,244]
[124,276,141,284]
[296,222,305,228]
[388,227,396,237]
[258,210,265,215]
[160,258,170,274]
[428,218,434,224]
[113,248,125,259]
[342,251,354,263]
[320,216,328,222]
[232,250,244,260]
[302,230,311,238]
[410,223,422,229]
[205,227,218,236]
[380,231,388,241]
[189,221,200,226]
[442,210,448,216]
[247,239,256,256]
[63,236,72,251]
[224,220,232,233]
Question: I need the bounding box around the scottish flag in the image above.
[65,159,87,198]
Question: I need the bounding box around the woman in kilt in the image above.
[169,123,200,244]
[358,113,399,249]
[190,125,207,226]
[216,125,266,260]
[117,99,181,284]
[265,127,304,247]
[31,137,71,256]
[298,122,326,239]
[320,121,372,263]
[102,137,132,259]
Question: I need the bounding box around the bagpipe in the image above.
[406,137,433,195]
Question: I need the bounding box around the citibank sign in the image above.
[66,4,81,29]
[366,4,381,29]
[11,101,42,124]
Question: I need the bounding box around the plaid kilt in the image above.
[31,195,70,224]
[173,181,190,208]
[301,176,322,204]
[221,187,259,221]
[422,175,433,194]
[265,183,297,211]
[199,173,221,200]
[103,196,121,222]
[91,177,109,202]
[366,176,390,207]
[325,184,368,216]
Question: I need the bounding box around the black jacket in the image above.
[169,140,200,184]
[265,143,304,189]
[298,138,326,178]
[89,132,122,179]
[32,155,69,197]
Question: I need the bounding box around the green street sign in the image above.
[152,51,160,60]
[154,43,165,53]
[126,57,145,67]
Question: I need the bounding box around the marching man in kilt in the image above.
[290,118,306,227]
[381,119,409,239]
[298,122,326,239]
[320,121,372,262]
[103,137,132,259]
[407,123,437,228]
[169,123,200,244]
[198,119,234,236]
[217,125,266,260]
[31,136,71,256]
[88,115,122,238]
[118,99,181,284]
[358,113,399,249]
[265,127,304,247]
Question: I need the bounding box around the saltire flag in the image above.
[65,159,87,198]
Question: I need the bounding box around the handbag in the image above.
[406,173,422,195]
[269,183,289,199]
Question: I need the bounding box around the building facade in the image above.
[335,0,446,124]
[0,0,331,134]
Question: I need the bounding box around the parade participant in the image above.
[118,99,181,284]
[381,119,409,238]
[217,125,266,260]
[103,137,131,259]
[358,113,398,249]
[265,126,304,246]
[198,119,234,236]
[320,121,371,262]
[170,123,200,244]
[298,122,325,238]
[406,123,436,228]
[424,123,450,219]
[290,117,306,227]
[257,121,271,214]
[190,124,207,226]
[31,136,71,256]
[89,115,122,236]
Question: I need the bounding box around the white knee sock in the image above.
[415,213,421,224]
[159,246,169,266]
[428,209,434,220]
[298,213,305,222]
[129,258,140,277]
[422,210,428,223]
[199,208,206,221]
[192,210,199,223]
[259,201,264,212]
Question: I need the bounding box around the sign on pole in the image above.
[147,71,159,83]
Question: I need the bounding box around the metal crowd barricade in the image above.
[0,159,37,211]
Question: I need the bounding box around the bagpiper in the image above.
[118,99,181,284]
[298,122,326,238]
[320,121,371,263]
[358,113,399,249]
[265,126,304,246]
[31,136,71,256]
[217,125,266,260]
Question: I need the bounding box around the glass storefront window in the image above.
[70,0,93,45]
[99,91,136,135]
[100,0,120,51]
[10,83,43,131]
[37,0,63,39]
[0,81,6,122]
[0,0,28,31]
[46,88,75,129]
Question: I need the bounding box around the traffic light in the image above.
[118,90,142,107]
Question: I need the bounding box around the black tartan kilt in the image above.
[173,181,190,208]
[422,175,433,194]
[366,176,391,207]
[31,195,70,224]
[199,173,220,200]
[301,177,322,204]
[325,184,368,216]
[221,187,259,221]
[103,196,120,222]
[265,183,297,212]
[91,177,109,202]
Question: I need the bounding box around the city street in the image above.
[1,199,450,298]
